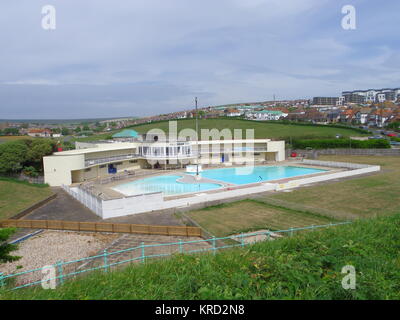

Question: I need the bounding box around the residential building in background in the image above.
[342,88,400,104]
[312,97,342,106]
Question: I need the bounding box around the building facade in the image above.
[342,88,400,103]
[43,137,286,186]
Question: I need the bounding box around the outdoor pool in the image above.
[112,166,328,197]
[196,166,327,185]
[112,175,222,196]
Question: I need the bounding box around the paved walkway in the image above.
[23,187,101,222]
[22,187,183,226]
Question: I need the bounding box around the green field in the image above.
[0,179,53,219]
[2,214,399,299]
[0,136,32,144]
[269,155,400,219]
[127,119,368,141]
[186,200,335,237]
[183,155,398,236]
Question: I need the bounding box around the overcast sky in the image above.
[1,0,399,119]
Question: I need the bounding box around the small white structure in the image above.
[186,165,203,173]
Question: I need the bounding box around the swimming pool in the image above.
[112,166,327,196]
[196,166,327,185]
[112,175,222,196]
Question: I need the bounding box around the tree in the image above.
[74,126,81,133]
[0,140,29,175]
[83,124,90,131]
[25,139,56,169]
[61,127,70,136]
[3,128,19,135]
[0,228,20,263]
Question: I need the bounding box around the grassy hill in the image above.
[270,155,400,219]
[127,118,368,141]
[0,179,53,219]
[1,214,399,299]
[71,118,368,143]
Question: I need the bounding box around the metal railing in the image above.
[0,221,351,291]
[85,154,140,167]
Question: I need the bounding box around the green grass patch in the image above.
[186,199,336,237]
[2,214,399,299]
[127,118,368,141]
[0,180,53,219]
[270,155,400,219]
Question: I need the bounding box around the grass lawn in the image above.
[269,155,400,219]
[185,155,399,236]
[0,179,53,219]
[186,199,335,237]
[128,118,368,141]
[0,136,31,144]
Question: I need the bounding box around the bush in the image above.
[22,166,39,178]
[292,138,390,149]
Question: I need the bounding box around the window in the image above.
[114,162,123,166]
[99,165,106,168]
[84,168,91,172]
[129,160,138,164]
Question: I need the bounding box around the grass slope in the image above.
[186,199,335,237]
[0,179,53,219]
[1,214,399,299]
[270,155,400,219]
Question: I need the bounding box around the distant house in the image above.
[224,108,242,117]
[340,109,357,124]
[354,108,372,124]
[368,109,393,127]
[246,110,288,121]
[27,129,52,138]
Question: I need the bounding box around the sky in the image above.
[0,0,400,119]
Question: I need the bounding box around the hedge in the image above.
[292,138,390,149]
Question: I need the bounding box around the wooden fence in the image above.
[0,219,202,237]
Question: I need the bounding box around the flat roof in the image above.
[50,139,275,156]
[53,143,137,156]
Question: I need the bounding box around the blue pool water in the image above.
[113,166,327,196]
[113,175,222,196]
[194,166,327,185]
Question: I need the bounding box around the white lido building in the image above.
[43,135,285,186]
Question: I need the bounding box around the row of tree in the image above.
[0,139,57,177]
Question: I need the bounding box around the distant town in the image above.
[1,87,400,141]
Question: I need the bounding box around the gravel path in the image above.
[0,230,118,286]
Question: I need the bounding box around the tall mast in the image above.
[195,97,199,176]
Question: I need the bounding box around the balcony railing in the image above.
[85,154,140,167]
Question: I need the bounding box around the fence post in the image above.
[241,233,245,247]
[0,272,4,287]
[103,249,109,272]
[290,228,293,237]
[212,237,216,255]
[179,239,183,254]
[141,242,145,264]
[56,261,64,286]
[267,231,271,241]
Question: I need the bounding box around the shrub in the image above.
[292,138,390,149]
